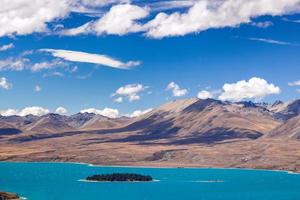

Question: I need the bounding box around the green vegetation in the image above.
[86,173,153,182]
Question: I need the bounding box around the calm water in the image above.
[0,162,300,200]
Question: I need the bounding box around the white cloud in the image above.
[0,109,19,116]
[288,80,300,86]
[129,108,152,118]
[197,90,213,99]
[283,17,300,23]
[166,82,187,97]
[249,38,294,45]
[41,49,140,69]
[35,85,42,92]
[19,107,50,116]
[144,0,300,38]
[113,84,147,102]
[113,97,123,103]
[0,77,12,90]
[43,72,65,78]
[0,0,72,37]
[55,106,68,115]
[1,0,300,38]
[218,77,280,101]
[149,0,196,12]
[0,106,49,117]
[62,4,149,36]
[250,21,273,28]
[0,43,14,51]
[0,57,29,71]
[31,60,66,72]
[80,107,119,118]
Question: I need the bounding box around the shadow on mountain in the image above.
[183,98,224,113]
[171,128,263,145]
[11,114,171,143]
[0,128,22,135]
[104,118,180,143]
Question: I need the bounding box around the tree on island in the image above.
[86,173,153,182]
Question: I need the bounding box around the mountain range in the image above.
[1,98,300,172]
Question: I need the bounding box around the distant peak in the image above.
[237,101,257,108]
[272,100,284,106]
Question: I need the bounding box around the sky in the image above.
[0,0,300,117]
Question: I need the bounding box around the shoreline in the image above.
[1,160,299,175]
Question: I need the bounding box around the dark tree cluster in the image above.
[86,173,153,182]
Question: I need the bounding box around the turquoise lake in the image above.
[0,162,300,200]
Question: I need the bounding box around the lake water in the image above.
[0,162,300,200]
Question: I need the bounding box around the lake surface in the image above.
[0,162,300,200]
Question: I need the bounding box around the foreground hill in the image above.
[268,115,300,139]
[0,98,300,172]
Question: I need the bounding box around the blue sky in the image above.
[0,0,300,117]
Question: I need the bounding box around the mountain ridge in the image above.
[1,98,300,173]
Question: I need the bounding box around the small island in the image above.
[86,173,153,182]
[0,191,20,200]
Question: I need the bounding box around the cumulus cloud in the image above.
[0,0,72,37]
[41,49,140,69]
[35,85,42,92]
[0,106,49,116]
[218,77,280,101]
[1,0,300,38]
[0,77,12,90]
[0,43,14,51]
[62,4,149,36]
[113,84,147,102]
[80,107,119,118]
[288,80,300,86]
[55,106,68,115]
[197,90,213,99]
[144,0,300,38]
[166,82,187,97]
[249,38,294,45]
[129,108,152,118]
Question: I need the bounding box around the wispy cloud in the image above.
[148,0,196,12]
[0,57,29,71]
[249,37,295,46]
[250,21,273,28]
[40,49,140,69]
[42,71,64,78]
[0,43,14,51]
[283,17,300,23]
[288,80,300,86]
[31,59,67,72]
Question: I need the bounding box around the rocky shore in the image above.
[0,192,20,200]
